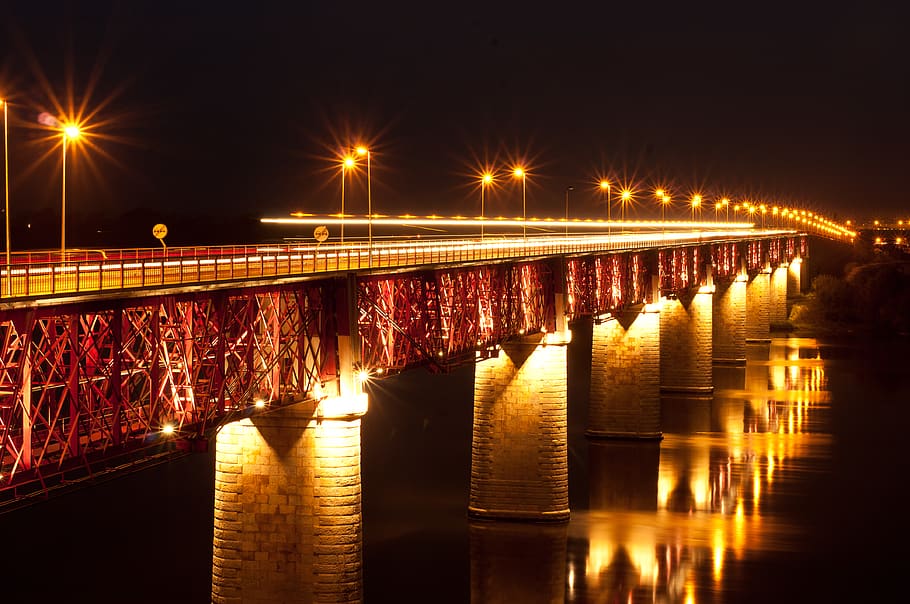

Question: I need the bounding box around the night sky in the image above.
[2,2,908,246]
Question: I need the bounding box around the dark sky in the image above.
[2,1,909,230]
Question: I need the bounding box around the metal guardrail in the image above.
[0,230,796,301]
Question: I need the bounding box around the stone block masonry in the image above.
[770,266,788,324]
[660,292,713,394]
[213,403,363,604]
[588,310,661,439]
[713,280,746,365]
[745,272,771,341]
[470,336,569,521]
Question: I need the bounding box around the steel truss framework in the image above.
[0,235,808,503]
[661,236,807,293]
[565,252,652,318]
[0,282,332,501]
[358,261,555,372]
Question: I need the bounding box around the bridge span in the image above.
[0,227,813,602]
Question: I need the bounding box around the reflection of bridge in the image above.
[0,225,821,601]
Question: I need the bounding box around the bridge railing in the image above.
[0,230,796,300]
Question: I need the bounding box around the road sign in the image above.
[152,223,169,240]
[314,226,329,242]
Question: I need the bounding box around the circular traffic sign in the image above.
[314,225,329,242]
[152,223,169,239]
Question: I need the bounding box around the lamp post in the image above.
[340,155,355,243]
[714,201,722,221]
[690,194,702,221]
[721,198,730,222]
[655,188,665,221]
[355,145,372,265]
[1,98,8,282]
[480,172,492,240]
[599,180,611,236]
[620,189,631,223]
[60,123,80,259]
[513,166,526,241]
[564,185,574,238]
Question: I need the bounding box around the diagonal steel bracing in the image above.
[0,282,332,503]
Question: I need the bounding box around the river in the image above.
[1,327,906,602]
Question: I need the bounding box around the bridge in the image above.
[0,219,846,602]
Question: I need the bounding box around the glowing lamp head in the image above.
[513,167,525,179]
[162,423,175,435]
[355,145,368,156]
[620,189,631,201]
[600,180,610,190]
[343,156,356,169]
[691,194,702,208]
[357,369,370,383]
[655,188,665,198]
[63,124,81,140]
[662,195,670,204]
[254,398,266,409]
[721,198,730,206]
[482,173,493,185]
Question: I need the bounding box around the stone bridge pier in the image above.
[469,333,570,522]
[211,394,367,604]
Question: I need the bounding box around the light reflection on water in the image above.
[563,337,834,603]
[362,334,903,603]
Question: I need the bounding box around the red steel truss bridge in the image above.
[0,229,808,507]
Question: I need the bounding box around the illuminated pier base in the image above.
[469,521,567,603]
[770,266,789,325]
[745,272,771,342]
[787,258,803,296]
[212,397,366,604]
[660,292,714,394]
[469,335,570,522]
[712,279,747,365]
[588,309,661,439]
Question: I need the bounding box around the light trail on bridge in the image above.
[1,228,790,300]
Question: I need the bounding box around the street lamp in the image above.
[721,198,730,222]
[690,194,702,221]
[340,155,355,243]
[714,201,722,221]
[513,166,527,241]
[1,97,9,282]
[655,188,665,221]
[61,123,81,258]
[661,194,671,222]
[480,172,493,240]
[355,145,372,266]
[620,189,631,223]
[565,185,574,238]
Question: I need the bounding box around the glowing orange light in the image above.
[691,194,702,208]
[599,179,610,190]
[513,167,526,179]
[355,145,368,156]
[655,188,665,197]
[343,156,355,169]
[63,124,81,140]
[620,189,632,201]
[482,173,493,184]
[662,195,671,204]
[721,197,730,206]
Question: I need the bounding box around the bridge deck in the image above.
[1,228,787,301]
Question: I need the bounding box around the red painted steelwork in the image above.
[565,252,652,318]
[357,261,554,372]
[0,282,331,502]
[711,242,742,281]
